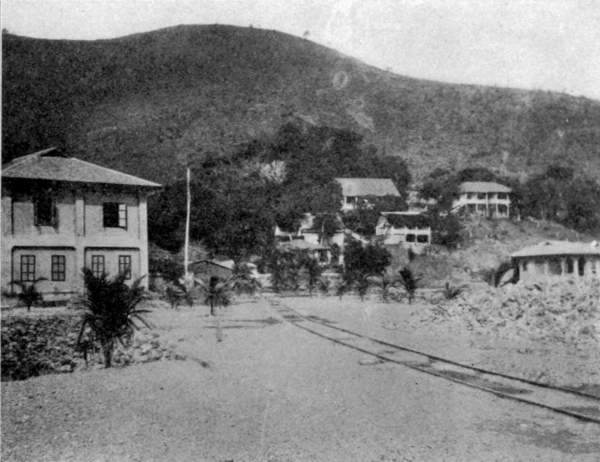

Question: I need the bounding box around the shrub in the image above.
[442,282,464,300]
[78,269,150,368]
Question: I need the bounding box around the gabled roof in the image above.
[511,241,600,258]
[335,178,400,197]
[2,148,161,188]
[459,181,511,194]
[381,211,430,228]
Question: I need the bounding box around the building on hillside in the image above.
[335,178,400,212]
[452,181,511,218]
[406,189,437,211]
[190,259,235,281]
[1,148,161,300]
[274,213,345,265]
[375,211,431,253]
[511,241,600,282]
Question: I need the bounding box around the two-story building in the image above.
[1,148,161,300]
[452,181,511,218]
[375,211,431,253]
[335,178,400,212]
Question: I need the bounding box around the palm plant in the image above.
[196,276,232,316]
[9,278,47,311]
[398,267,421,304]
[231,262,261,296]
[77,268,150,368]
[442,281,465,300]
[165,279,194,309]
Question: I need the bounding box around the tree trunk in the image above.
[102,340,113,368]
[210,301,216,316]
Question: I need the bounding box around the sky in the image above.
[2,0,600,100]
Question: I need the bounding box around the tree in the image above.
[303,256,322,296]
[9,278,46,311]
[398,267,420,304]
[427,207,462,249]
[78,269,150,368]
[343,238,391,299]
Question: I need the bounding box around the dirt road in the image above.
[2,299,599,461]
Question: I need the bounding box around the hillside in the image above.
[3,24,600,184]
[410,216,598,287]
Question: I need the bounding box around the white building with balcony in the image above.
[452,181,511,218]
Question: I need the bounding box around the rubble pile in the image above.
[435,278,600,346]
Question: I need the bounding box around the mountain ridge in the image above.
[3,24,600,184]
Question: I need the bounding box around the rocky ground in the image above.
[2,297,600,461]
[283,279,600,393]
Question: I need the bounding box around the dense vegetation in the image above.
[420,165,600,234]
[148,122,411,258]
[4,25,600,185]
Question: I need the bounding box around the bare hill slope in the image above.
[3,25,600,183]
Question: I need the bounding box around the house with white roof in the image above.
[452,181,511,218]
[2,148,161,300]
[335,178,400,212]
[375,211,431,253]
[511,241,600,282]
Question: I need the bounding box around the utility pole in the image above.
[184,166,192,288]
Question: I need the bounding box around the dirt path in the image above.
[2,299,599,461]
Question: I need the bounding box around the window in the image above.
[417,234,429,243]
[103,203,127,228]
[578,257,586,276]
[498,204,508,215]
[118,255,132,279]
[405,234,415,243]
[566,257,574,274]
[51,255,66,281]
[477,204,486,212]
[467,204,476,213]
[91,255,105,278]
[20,255,36,281]
[466,193,474,200]
[497,193,507,200]
[34,195,56,226]
[477,193,486,200]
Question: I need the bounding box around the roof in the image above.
[191,259,235,270]
[335,178,400,197]
[2,148,161,188]
[381,212,430,228]
[278,239,329,251]
[459,181,511,194]
[511,241,600,258]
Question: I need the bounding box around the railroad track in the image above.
[267,297,600,425]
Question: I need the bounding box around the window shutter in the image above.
[52,202,58,228]
[33,198,38,226]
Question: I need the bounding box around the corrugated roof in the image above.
[381,212,430,228]
[335,178,400,197]
[2,148,161,188]
[459,181,511,193]
[511,241,600,258]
